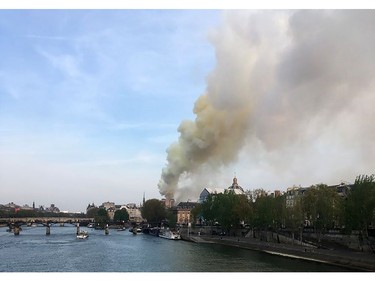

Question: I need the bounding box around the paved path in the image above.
[182,234,375,271]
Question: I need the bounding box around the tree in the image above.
[201,191,251,233]
[201,194,216,225]
[253,193,274,230]
[213,191,237,232]
[190,203,202,226]
[233,194,252,226]
[113,209,129,224]
[141,199,166,226]
[271,195,285,230]
[303,184,341,242]
[95,208,109,227]
[13,209,37,218]
[86,207,99,218]
[345,174,375,236]
[165,208,177,229]
[284,195,304,244]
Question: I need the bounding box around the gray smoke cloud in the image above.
[158,10,375,201]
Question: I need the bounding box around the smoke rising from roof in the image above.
[158,10,375,201]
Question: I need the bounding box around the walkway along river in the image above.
[180,231,375,272]
[0,225,364,272]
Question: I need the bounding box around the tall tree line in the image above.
[196,174,375,240]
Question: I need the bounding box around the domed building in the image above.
[198,175,245,203]
[227,176,245,195]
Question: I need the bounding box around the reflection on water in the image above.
[0,226,350,272]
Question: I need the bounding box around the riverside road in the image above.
[182,233,375,271]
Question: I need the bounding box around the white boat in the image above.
[77,231,89,239]
[132,227,142,234]
[158,229,181,240]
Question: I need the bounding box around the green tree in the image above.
[233,194,252,226]
[86,207,99,218]
[345,174,375,237]
[244,193,255,227]
[253,194,274,230]
[213,191,237,231]
[303,184,341,242]
[95,208,109,227]
[165,208,177,228]
[113,209,129,224]
[201,191,251,233]
[190,203,202,226]
[141,199,166,226]
[270,195,285,230]
[284,195,304,244]
[201,194,215,225]
[13,209,37,218]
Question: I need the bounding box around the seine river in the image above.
[0,225,350,272]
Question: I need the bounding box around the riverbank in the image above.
[181,234,375,271]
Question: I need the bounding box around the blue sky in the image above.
[0,10,219,212]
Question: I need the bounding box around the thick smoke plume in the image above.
[158,10,375,201]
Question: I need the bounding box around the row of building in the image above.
[86,201,143,223]
[198,176,352,206]
[284,182,352,208]
[0,202,61,213]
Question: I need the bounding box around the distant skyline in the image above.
[1,9,375,213]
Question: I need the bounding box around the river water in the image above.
[0,225,350,272]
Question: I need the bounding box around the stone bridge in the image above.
[1,217,95,236]
[0,217,94,226]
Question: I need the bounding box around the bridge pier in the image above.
[14,226,20,236]
[46,224,50,235]
[105,224,109,235]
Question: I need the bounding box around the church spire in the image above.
[233,172,238,186]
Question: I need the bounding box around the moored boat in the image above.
[132,227,142,234]
[158,228,181,240]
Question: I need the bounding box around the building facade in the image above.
[120,204,143,223]
[285,186,306,208]
[176,201,198,225]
